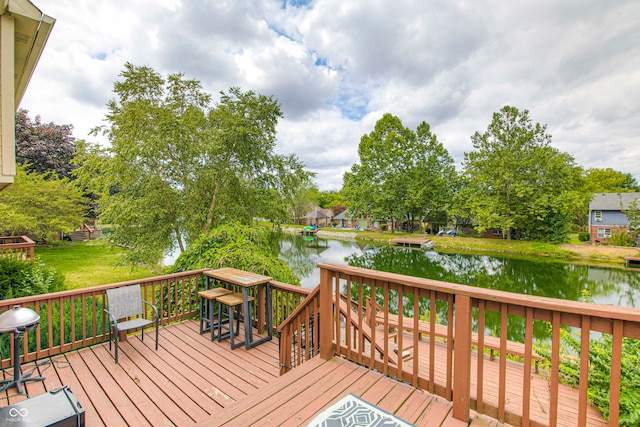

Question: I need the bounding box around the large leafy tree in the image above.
[279,176,318,225]
[343,114,457,232]
[459,105,581,242]
[78,63,310,265]
[15,109,76,179]
[584,168,640,193]
[0,165,85,241]
[567,168,640,229]
[405,122,459,226]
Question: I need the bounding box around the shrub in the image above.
[578,232,590,242]
[607,232,634,247]
[0,257,65,299]
[169,223,299,285]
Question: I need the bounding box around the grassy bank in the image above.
[36,241,159,289]
[332,230,639,266]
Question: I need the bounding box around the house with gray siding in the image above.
[588,193,640,244]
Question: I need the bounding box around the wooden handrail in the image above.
[314,262,640,426]
[278,286,320,374]
[318,262,640,335]
[0,235,35,260]
[0,269,209,368]
[277,286,318,333]
[0,271,313,372]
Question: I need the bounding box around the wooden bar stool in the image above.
[198,288,233,340]
[216,292,255,350]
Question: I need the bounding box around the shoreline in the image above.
[281,227,640,268]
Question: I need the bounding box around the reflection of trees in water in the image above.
[346,246,640,342]
[277,234,318,279]
[585,266,640,307]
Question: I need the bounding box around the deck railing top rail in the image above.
[318,262,640,325]
[0,236,35,245]
[0,268,210,309]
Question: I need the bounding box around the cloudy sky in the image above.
[21,0,640,190]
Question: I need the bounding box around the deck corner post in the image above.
[452,294,472,422]
[319,267,334,360]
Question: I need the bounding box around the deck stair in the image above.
[69,230,88,242]
[366,298,543,371]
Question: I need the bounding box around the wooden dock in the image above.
[390,237,433,248]
[625,256,640,268]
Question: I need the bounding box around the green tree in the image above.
[280,176,318,225]
[585,168,640,193]
[0,165,85,241]
[317,190,343,209]
[626,198,640,246]
[343,114,456,232]
[79,63,310,265]
[459,106,581,242]
[405,122,458,228]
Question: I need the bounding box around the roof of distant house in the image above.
[589,193,640,211]
[304,209,329,219]
[333,210,352,220]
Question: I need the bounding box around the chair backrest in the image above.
[106,284,144,320]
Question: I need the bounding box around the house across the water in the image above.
[588,192,640,245]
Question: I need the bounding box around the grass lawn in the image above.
[36,241,159,289]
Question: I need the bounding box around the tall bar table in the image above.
[203,268,273,349]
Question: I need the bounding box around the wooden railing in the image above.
[0,235,35,260]
[0,269,207,368]
[271,280,311,328]
[0,270,310,371]
[278,286,319,374]
[304,262,640,427]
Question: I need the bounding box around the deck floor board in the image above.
[0,320,606,426]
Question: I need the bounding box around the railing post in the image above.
[452,295,472,422]
[319,267,333,360]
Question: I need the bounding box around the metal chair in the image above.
[104,284,159,363]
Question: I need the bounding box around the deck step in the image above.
[69,230,88,242]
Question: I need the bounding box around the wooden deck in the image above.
[382,330,606,427]
[0,320,604,426]
[0,321,464,426]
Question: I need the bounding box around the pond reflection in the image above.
[279,235,640,308]
[278,234,640,342]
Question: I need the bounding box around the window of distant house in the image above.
[594,210,602,222]
[597,228,611,238]
[492,228,502,235]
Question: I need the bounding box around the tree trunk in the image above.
[175,229,185,253]
[205,182,221,233]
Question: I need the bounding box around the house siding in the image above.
[591,210,630,227]
[588,193,639,244]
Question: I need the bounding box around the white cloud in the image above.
[20,0,640,190]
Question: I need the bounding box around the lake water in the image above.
[277,234,640,309]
